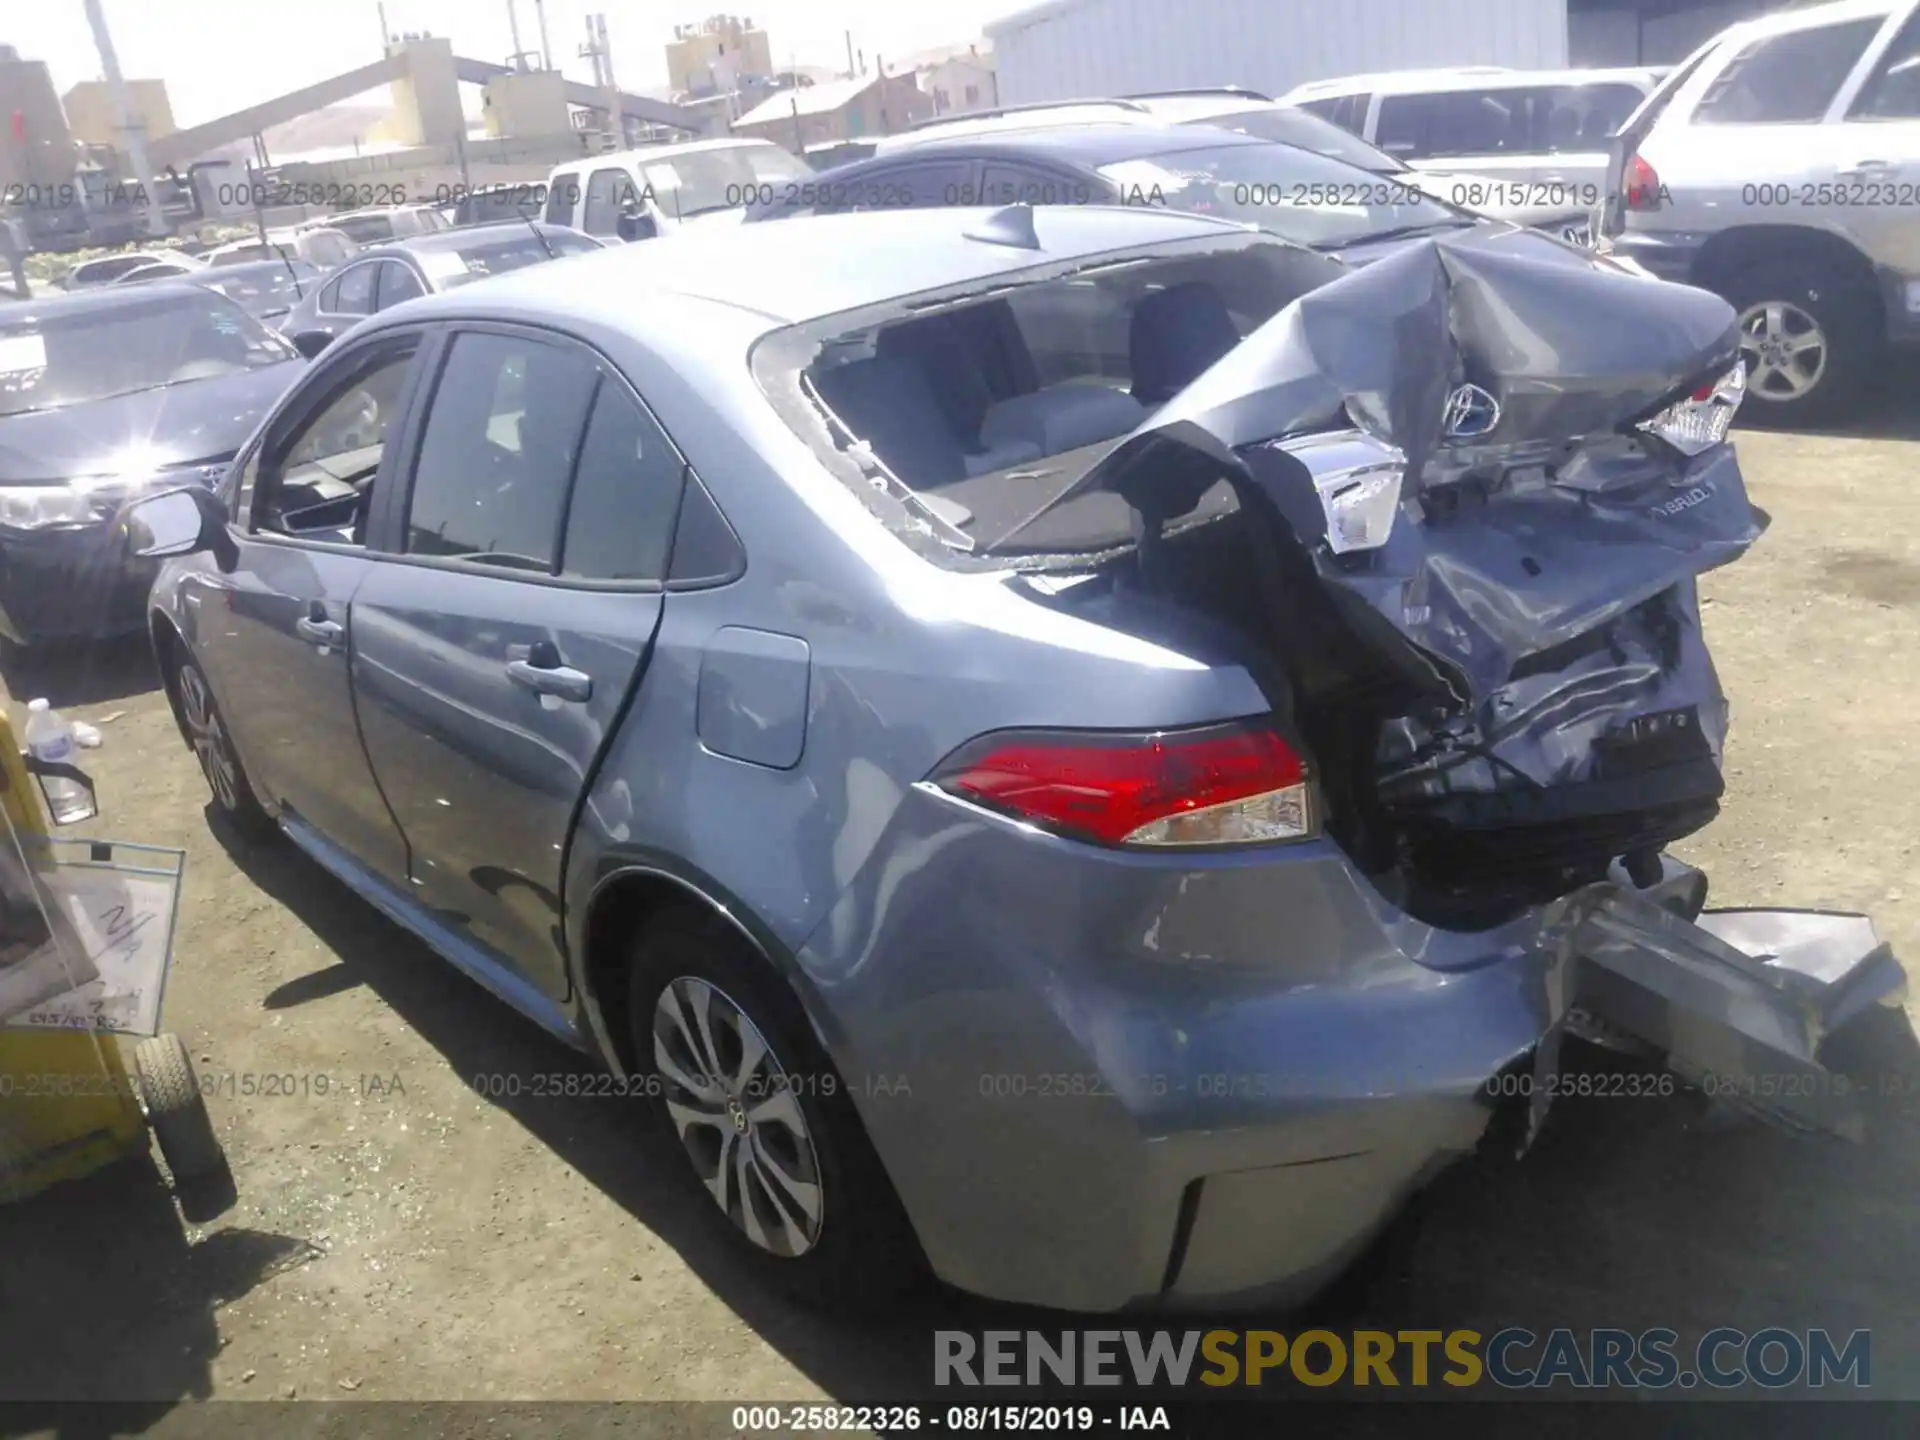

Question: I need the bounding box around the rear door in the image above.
[190,330,430,883]
[349,324,685,1000]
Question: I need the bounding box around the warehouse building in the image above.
[985,0,1781,106]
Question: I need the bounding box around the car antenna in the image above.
[962,204,1042,251]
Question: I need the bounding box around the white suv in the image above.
[1604,0,1920,424]
[1279,66,1661,220]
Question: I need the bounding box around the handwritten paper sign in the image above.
[2,870,176,1036]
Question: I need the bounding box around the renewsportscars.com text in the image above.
[935,1327,1870,1390]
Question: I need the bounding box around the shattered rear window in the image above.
[753,233,1337,561]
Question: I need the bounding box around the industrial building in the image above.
[985,0,1780,105]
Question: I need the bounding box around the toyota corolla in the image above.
[129,205,1901,1313]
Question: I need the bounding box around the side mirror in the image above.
[615,206,657,243]
[125,485,227,559]
[292,330,332,359]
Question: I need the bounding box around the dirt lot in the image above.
[4,410,1920,1418]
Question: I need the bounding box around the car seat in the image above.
[1129,282,1240,408]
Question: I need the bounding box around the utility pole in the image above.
[845,30,855,80]
[81,0,166,237]
[532,0,553,70]
[505,0,527,70]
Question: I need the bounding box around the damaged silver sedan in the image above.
[143,202,1904,1313]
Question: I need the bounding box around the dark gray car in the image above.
[280,222,602,357]
[0,284,304,655]
[130,206,1901,1314]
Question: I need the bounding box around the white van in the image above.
[1279,66,1662,211]
[544,137,815,242]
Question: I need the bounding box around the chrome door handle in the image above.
[507,659,592,703]
[296,616,344,647]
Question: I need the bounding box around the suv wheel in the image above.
[173,651,270,835]
[625,908,923,1310]
[1722,261,1880,427]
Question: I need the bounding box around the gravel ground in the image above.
[3,411,1919,1418]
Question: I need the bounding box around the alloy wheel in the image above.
[1738,299,1828,402]
[178,664,241,812]
[652,975,824,1258]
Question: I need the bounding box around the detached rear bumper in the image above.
[805,789,1904,1312]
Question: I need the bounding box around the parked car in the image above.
[62,250,207,291]
[1602,0,1920,424]
[114,258,205,286]
[318,205,452,247]
[1278,65,1661,215]
[544,137,816,243]
[279,222,602,357]
[178,259,324,325]
[0,285,304,658]
[207,227,360,270]
[128,205,1897,1313]
[744,121,1496,259]
[1125,88,1601,242]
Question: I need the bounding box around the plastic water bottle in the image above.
[24,698,89,825]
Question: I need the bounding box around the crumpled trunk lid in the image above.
[1021,235,1764,916]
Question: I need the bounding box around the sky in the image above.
[13,0,1032,128]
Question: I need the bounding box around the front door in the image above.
[187,331,428,883]
[351,326,684,999]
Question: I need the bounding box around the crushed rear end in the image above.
[1005,236,1904,1140]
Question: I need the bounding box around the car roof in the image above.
[187,258,316,280]
[372,204,1251,329]
[327,202,445,222]
[1,282,227,321]
[1283,65,1661,99]
[553,136,777,173]
[1723,0,1901,41]
[872,119,1272,167]
[348,221,578,261]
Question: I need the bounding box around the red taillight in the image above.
[931,721,1315,849]
[1624,153,1663,212]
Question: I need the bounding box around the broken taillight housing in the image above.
[1638,362,1745,455]
[1624,153,1664,212]
[931,721,1315,848]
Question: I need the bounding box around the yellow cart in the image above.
[0,709,224,1203]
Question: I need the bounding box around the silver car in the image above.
[1605,0,1920,423]
[129,205,1900,1313]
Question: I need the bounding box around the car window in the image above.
[1377,90,1526,158]
[1211,106,1401,173]
[255,342,420,543]
[404,330,597,569]
[1851,11,1920,119]
[1693,18,1882,124]
[1297,97,1341,122]
[0,288,297,419]
[978,163,1095,208]
[582,168,635,236]
[543,178,579,226]
[1335,93,1372,135]
[1533,84,1646,150]
[559,384,687,583]
[307,232,354,267]
[376,260,426,308]
[1094,141,1470,249]
[327,263,377,316]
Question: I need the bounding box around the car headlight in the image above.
[0,462,226,533]
[0,486,97,530]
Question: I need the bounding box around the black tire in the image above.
[625,908,925,1311]
[169,647,272,838]
[1717,260,1881,428]
[134,1033,225,1183]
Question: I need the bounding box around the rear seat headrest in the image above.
[1129,282,1240,407]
